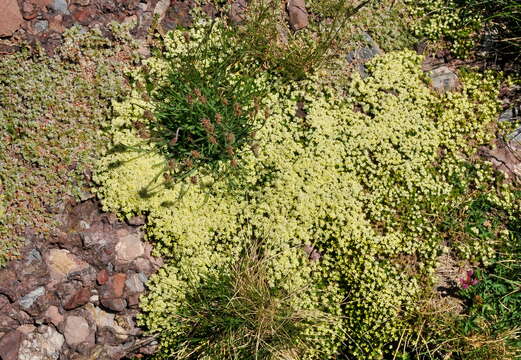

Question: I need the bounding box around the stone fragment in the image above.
[0,0,24,37]
[100,297,127,312]
[19,286,45,310]
[48,14,65,33]
[16,324,36,335]
[22,2,38,20]
[72,0,90,5]
[64,315,90,346]
[110,273,127,298]
[229,0,246,24]
[44,305,64,327]
[287,0,309,31]
[134,258,152,274]
[50,0,70,14]
[429,66,460,93]
[63,287,91,310]
[19,325,64,360]
[96,269,109,285]
[125,273,145,293]
[85,304,129,341]
[127,215,145,226]
[0,331,23,360]
[33,20,49,33]
[115,233,144,262]
[154,0,170,23]
[46,249,89,281]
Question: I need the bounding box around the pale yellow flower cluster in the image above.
[94,24,501,358]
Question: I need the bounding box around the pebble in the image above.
[64,315,90,346]
[19,286,45,309]
[115,232,144,262]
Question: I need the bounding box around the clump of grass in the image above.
[160,243,332,360]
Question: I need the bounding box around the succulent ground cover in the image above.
[0,0,520,359]
[0,26,132,265]
[94,3,521,358]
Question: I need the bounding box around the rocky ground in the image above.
[0,199,163,359]
[0,0,198,55]
[1,1,520,359]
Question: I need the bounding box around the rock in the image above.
[50,0,70,15]
[48,14,66,33]
[287,0,309,31]
[499,106,520,122]
[429,66,460,93]
[64,316,90,346]
[229,0,246,24]
[125,273,145,294]
[72,0,90,5]
[22,2,38,20]
[72,6,97,26]
[0,0,24,37]
[63,287,91,310]
[97,269,109,285]
[80,229,106,249]
[302,244,321,261]
[134,258,152,274]
[27,249,43,264]
[123,15,138,26]
[44,306,64,327]
[16,324,36,335]
[115,233,144,262]
[33,20,49,33]
[84,304,128,340]
[100,298,127,313]
[0,312,19,330]
[346,32,383,78]
[110,273,127,298]
[0,331,23,360]
[18,325,64,360]
[46,249,89,281]
[127,215,145,226]
[153,0,170,23]
[19,287,45,310]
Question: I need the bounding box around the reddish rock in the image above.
[97,269,109,285]
[72,6,97,25]
[22,2,38,20]
[48,15,65,33]
[63,287,91,310]
[0,0,24,37]
[44,305,64,326]
[32,0,53,7]
[110,273,126,298]
[0,331,23,360]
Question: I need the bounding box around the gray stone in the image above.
[27,249,42,264]
[346,32,383,78]
[125,273,145,293]
[429,66,460,93]
[33,20,49,33]
[18,325,64,360]
[19,287,45,309]
[499,106,520,122]
[63,316,90,346]
[50,0,70,15]
[115,233,144,262]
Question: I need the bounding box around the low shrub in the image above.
[410,0,521,61]
[0,25,131,265]
[95,27,504,357]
